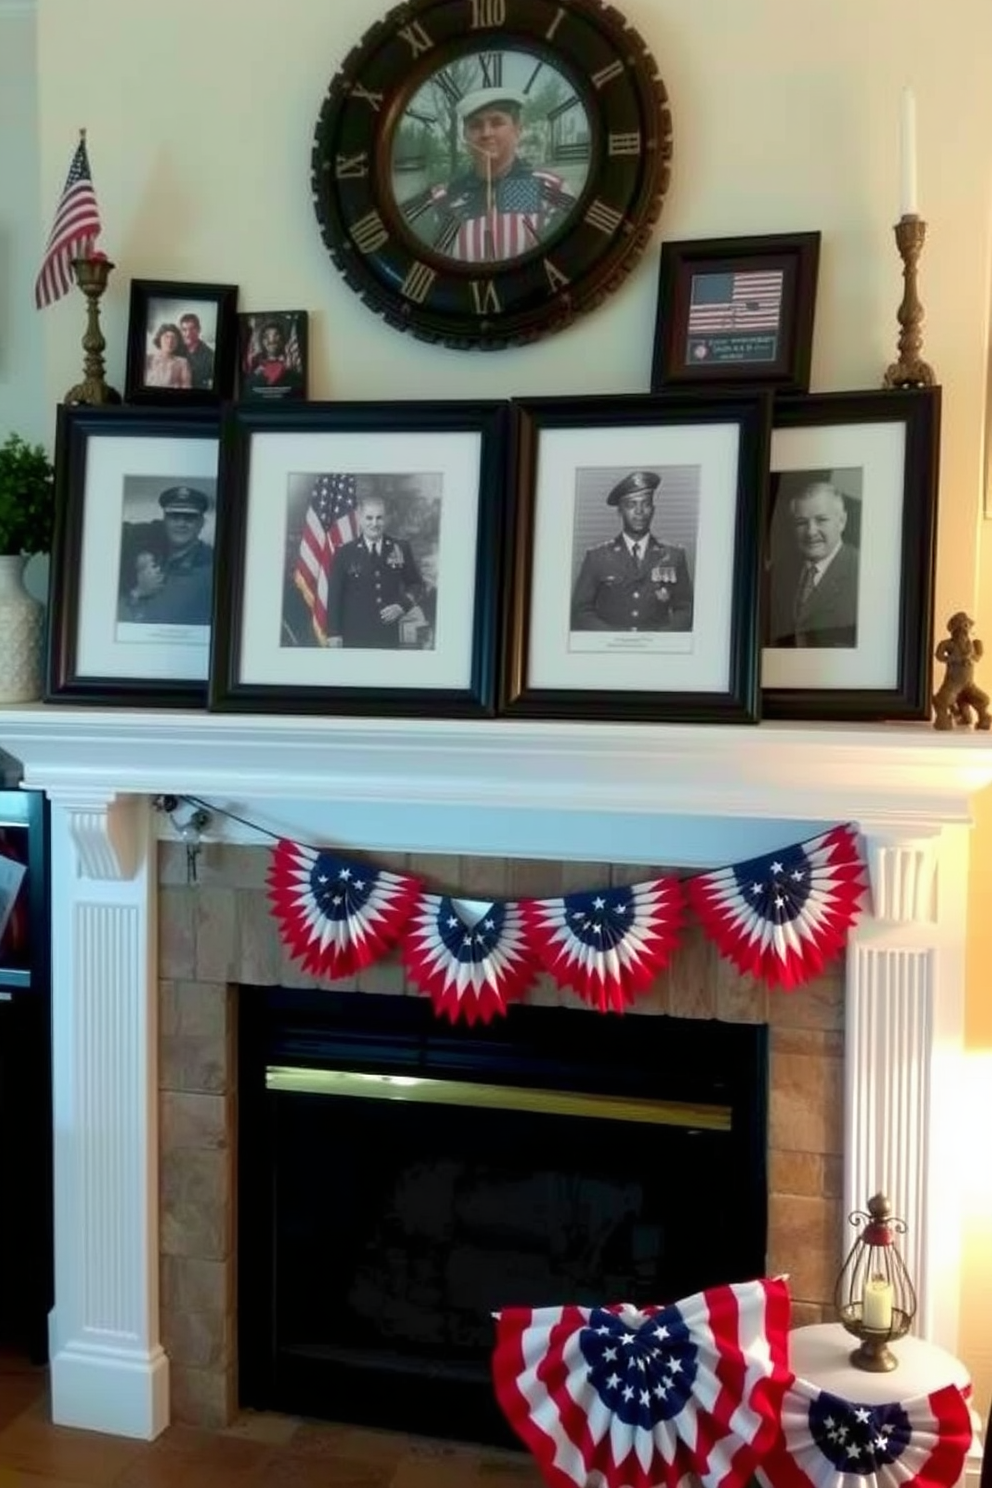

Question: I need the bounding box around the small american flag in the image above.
[687,270,784,334]
[35,133,102,310]
[292,473,359,643]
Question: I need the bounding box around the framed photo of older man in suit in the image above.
[762,389,941,720]
[500,392,771,724]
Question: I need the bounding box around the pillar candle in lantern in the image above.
[863,1275,894,1331]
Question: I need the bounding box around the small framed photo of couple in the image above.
[124,278,238,405]
[208,400,508,717]
[651,232,821,393]
[499,392,771,724]
[761,388,941,720]
[45,404,221,708]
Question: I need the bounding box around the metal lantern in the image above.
[835,1193,917,1372]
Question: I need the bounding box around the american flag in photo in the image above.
[687,825,866,990]
[34,134,102,309]
[493,1277,793,1488]
[687,270,784,334]
[758,1378,974,1488]
[292,472,359,643]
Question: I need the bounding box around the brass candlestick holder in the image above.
[883,215,936,389]
[63,254,121,406]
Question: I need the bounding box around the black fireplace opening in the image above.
[238,987,768,1446]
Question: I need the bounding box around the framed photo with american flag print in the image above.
[208,400,508,717]
[45,404,221,708]
[651,232,821,394]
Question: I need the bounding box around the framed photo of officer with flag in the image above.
[499,392,771,724]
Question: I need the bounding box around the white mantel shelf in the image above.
[3,705,992,828]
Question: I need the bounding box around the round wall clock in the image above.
[312,0,672,349]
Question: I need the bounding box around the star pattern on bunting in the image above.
[403,893,538,1023]
[522,878,684,1011]
[492,1276,792,1488]
[687,825,866,989]
[761,1379,974,1488]
[266,839,418,980]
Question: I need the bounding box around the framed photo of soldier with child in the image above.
[124,278,238,406]
[45,405,221,708]
[761,388,942,721]
[208,400,508,717]
[499,392,771,724]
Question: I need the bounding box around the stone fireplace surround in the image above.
[2,707,992,1446]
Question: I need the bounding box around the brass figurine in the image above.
[63,254,121,406]
[883,215,936,390]
[932,611,991,731]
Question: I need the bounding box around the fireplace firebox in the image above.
[238,987,768,1445]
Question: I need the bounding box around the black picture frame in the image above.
[499,391,771,724]
[237,310,309,402]
[209,400,508,717]
[124,278,238,404]
[651,232,820,393]
[761,387,941,721]
[45,404,222,708]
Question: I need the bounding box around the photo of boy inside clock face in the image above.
[392,48,591,265]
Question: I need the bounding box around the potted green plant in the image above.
[0,433,55,703]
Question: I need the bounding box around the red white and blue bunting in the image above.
[757,1378,974,1488]
[265,823,868,1021]
[491,1277,793,1488]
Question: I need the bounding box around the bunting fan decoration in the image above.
[522,878,684,1011]
[686,825,866,990]
[493,1276,793,1488]
[266,839,419,979]
[757,1379,974,1488]
[403,893,538,1024]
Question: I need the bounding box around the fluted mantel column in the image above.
[46,789,167,1440]
[846,821,969,1350]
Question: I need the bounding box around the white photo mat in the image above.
[762,420,907,692]
[75,433,220,682]
[527,421,744,694]
[236,429,483,691]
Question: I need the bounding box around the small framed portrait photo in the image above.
[762,388,941,720]
[46,404,221,708]
[238,311,308,402]
[651,232,821,393]
[500,392,771,724]
[124,278,238,405]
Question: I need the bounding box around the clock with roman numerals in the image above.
[312,0,671,348]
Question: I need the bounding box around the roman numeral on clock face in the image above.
[398,20,434,57]
[470,279,501,314]
[351,209,389,254]
[478,52,503,86]
[608,132,642,156]
[348,81,384,112]
[470,0,506,26]
[401,261,438,303]
[591,58,624,89]
[335,152,369,179]
[584,198,624,234]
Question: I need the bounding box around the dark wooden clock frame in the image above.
[311,0,672,349]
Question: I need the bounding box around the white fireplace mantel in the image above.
[2,704,992,1442]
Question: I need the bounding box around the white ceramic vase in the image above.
[0,554,44,703]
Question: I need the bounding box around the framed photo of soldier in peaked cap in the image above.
[499,392,772,724]
[46,404,221,708]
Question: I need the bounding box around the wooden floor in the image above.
[0,1351,544,1488]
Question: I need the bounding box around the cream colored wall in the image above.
[30,0,992,1414]
[0,1,45,444]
